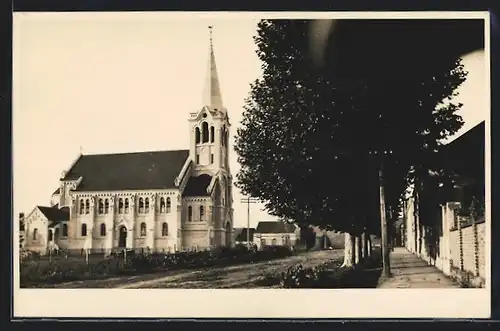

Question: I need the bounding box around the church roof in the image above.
[255,221,297,234]
[37,206,70,226]
[62,150,189,191]
[182,174,213,197]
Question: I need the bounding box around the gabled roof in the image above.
[182,174,213,197]
[52,187,60,195]
[255,221,297,234]
[37,206,70,227]
[235,228,255,242]
[442,121,484,180]
[62,150,189,191]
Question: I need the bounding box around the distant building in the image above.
[254,221,300,249]
[234,227,255,246]
[19,212,26,249]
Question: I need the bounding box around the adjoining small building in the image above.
[254,221,300,249]
[233,227,255,246]
[22,206,70,253]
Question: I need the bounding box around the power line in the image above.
[240,197,260,249]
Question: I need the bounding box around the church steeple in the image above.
[203,26,224,112]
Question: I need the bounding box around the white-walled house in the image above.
[22,34,235,255]
[254,221,300,249]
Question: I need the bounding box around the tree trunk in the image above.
[362,231,368,259]
[367,235,372,257]
[342,232,355,267]
[355,235,362,264]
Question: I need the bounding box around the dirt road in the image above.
[50,249,344,289]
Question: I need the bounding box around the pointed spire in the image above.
[203,26,224,112]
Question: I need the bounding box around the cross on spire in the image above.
[209,25,213,47]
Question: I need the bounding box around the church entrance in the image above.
[118,226,127,248]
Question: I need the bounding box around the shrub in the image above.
[278,255,382,289]
[280,260,345,288]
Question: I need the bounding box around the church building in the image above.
[22,28,234,254]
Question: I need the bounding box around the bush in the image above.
[278,253,382,289]
[20,245,294,287]
[280,260,345,288]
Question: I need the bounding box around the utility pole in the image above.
[240,197,259,249]
[379,159,391,278]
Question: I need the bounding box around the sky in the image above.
[12,13,487,229]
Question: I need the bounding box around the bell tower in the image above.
[189,26,231,178]
[187,27,234,246]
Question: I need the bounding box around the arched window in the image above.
[271,238,277,246]
[62,224,68,237]
[200,206,204,221]
[160,197,166,213]
[225,130,230,148]
[104,199,109,214]
[32,228,38,240]
[195,127,201,144]
[162,222,168,236]
[140,222,147,237]
[98,199,104,214]
[48,230,53,242]
[221,127,226,146]
[139,198,144,213]
[100,223,106,236]
[81,224,87,237]
[210,126,215,143]
[118,198,124,214]
[79,199,85,214]
[202,122,209,143]
[145,197,150,213]
[85,199,90,214]
[188,206,193,222]
[124,198,129,213]
[166,197,171,213]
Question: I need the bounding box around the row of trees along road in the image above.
[235,19,472,277]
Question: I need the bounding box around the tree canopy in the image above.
[235,19,468,234]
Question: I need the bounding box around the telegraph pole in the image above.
[240,197,259,249]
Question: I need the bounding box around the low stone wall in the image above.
[404,198,486,287]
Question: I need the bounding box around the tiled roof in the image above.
[62,150,189,191]
[255,221,297,234]
[233,228,243,239]
[235,228,255,242]
[442,121,484,179]
[37,206,70,225]
[182,174,213,197]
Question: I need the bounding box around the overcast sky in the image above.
[13,13,487,228]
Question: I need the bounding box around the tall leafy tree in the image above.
[235,20,467,246]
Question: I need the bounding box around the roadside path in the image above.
[377,247,458,288]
